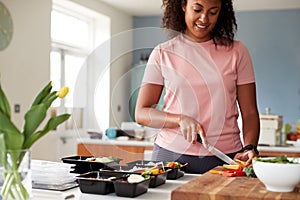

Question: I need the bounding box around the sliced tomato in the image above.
[231,170,246,176]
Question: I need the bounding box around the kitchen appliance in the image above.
[259,107,283,145]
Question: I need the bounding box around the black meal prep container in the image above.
[61,155,122,174]
[164,163,188,180]
[148,170,168,188]
[100,165,169,188]
[76,171,118,195]
[126,160,187,180]
[113,175,150,198]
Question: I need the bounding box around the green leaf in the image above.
[42,91,58,109]
[31,81,52,106]
[0,83,11,119]
[23,104,47,137]
[243,165,256,177]
[0,133,6,166]
[23,114,70,149]
[3,130,24,150]
[0,111,23,150]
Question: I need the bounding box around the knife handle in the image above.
[197,134,202,144]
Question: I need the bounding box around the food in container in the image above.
[126,160,188,180]
[100,163,169,188]
[113,174,150,197]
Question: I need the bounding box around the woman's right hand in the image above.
[179,115,207,147]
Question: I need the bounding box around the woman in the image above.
[135,0,260,173]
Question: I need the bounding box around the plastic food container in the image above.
[61,155,121,174]
[113,177,150,197]
[148,171,168,188]
[100,166,168,188]
[165,168,184,180]
[77,171,118,195]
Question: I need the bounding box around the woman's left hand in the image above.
[234,150,257,167]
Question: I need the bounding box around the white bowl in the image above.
[253,157,300,192]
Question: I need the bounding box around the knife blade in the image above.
[206,143,237,165]
[197,134,237,165]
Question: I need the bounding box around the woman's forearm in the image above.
[242,110,260,146]
[135,107,181,129]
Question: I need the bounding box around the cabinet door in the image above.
[259,151,300,157]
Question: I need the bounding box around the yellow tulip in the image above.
[57,87,69,98]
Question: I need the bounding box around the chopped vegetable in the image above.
[235,159,247,167]
[166,162,183,168]
[209,169,222,175]
[223,164,242,170]
[243,164,256,177]
[231,170,246,176]
[209,168,246,177]
[221,171,235,177]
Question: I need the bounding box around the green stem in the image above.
[1,173,14,200]
[1,150,30,200]
[13,170,29,199]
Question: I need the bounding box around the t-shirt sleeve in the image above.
[142,46,164,85]
[237,42,255,85]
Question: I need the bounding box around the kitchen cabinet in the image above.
[258,145,300,157]
[259,151,300,157]
[77,139,153,165]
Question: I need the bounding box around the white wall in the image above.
[71,0,134,128]
[0,0,133,161]
[0,0,52,129]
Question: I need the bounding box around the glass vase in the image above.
[0,149,32,200]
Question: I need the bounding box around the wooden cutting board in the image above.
[171,167,300,200]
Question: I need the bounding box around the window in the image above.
[51,0,110,131]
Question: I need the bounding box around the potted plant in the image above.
[0,81,71,200]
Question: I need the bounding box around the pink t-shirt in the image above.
[142,34,255,156]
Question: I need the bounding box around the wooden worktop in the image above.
[171,167,300,200]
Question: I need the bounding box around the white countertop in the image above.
[258,145,300,153]
[78,138,300,153]
[77,138,154,147]
[32,173,200,200]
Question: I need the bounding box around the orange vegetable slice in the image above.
[235,159,247,167]
[223,164,242,170]
[209,169,223,175]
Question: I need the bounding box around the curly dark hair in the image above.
[161,0,237,47]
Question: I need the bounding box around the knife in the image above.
[197,135,237,165]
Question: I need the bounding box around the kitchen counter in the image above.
[77,138,300,164]
[79,138,300,152]
[258,145,300,153]
[77,138,154,147]
[32,173,200,200]
[258,143,300,157]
